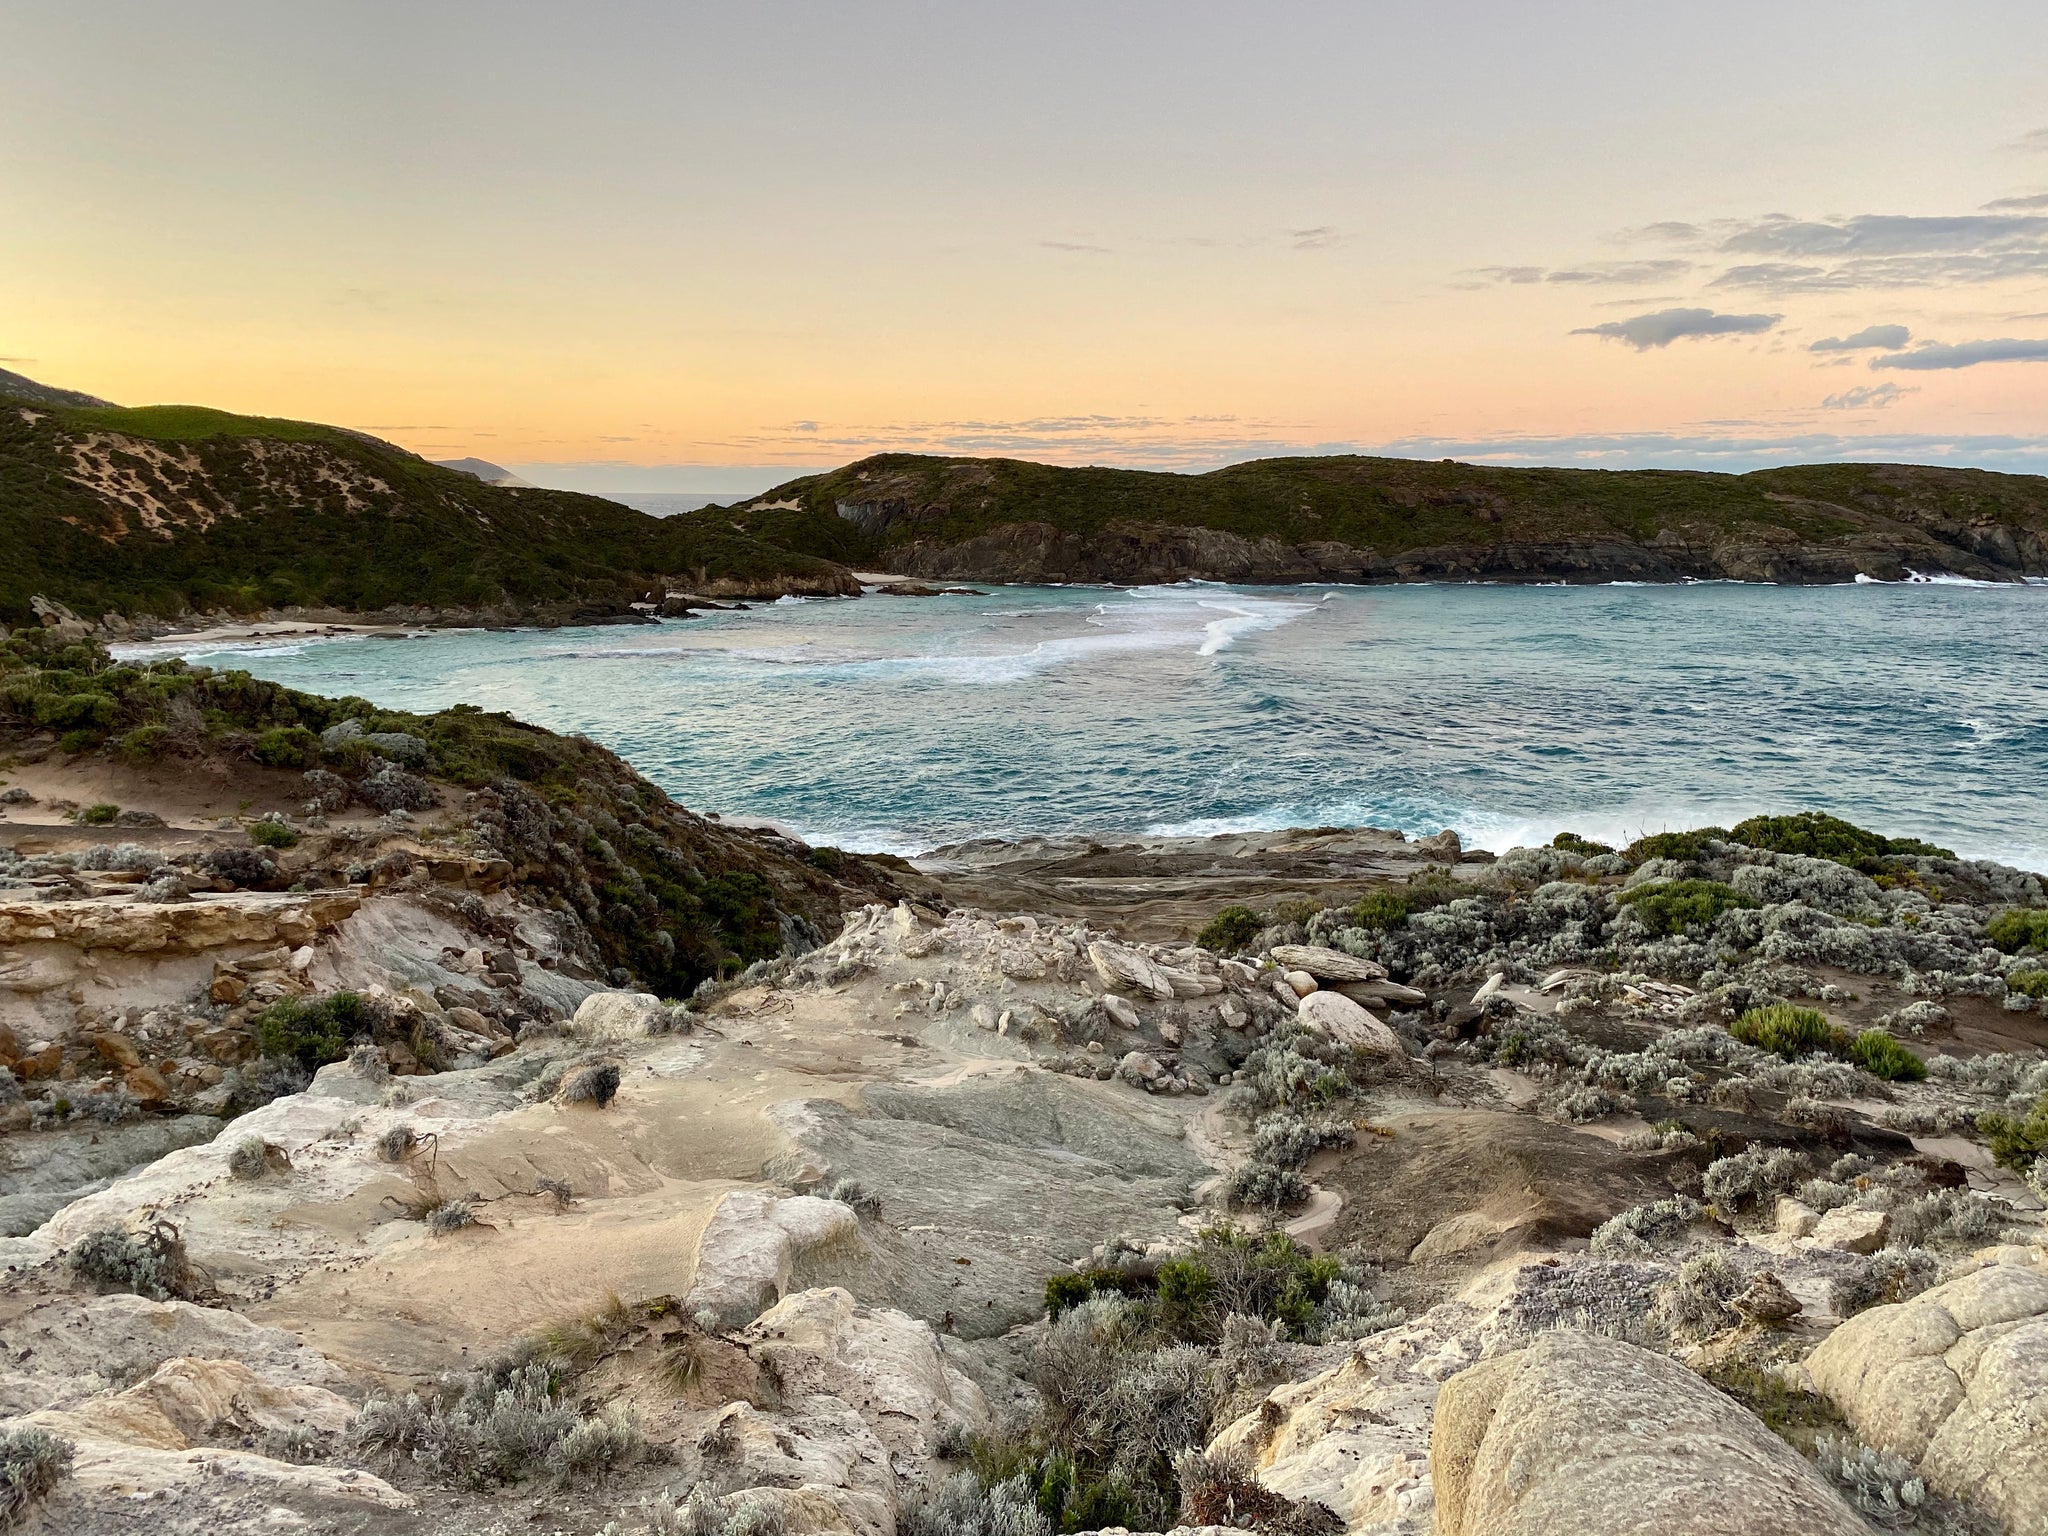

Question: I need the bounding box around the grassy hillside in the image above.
[721,452,2048,579]
[0,387,853,626]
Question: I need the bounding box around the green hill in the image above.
[719,452,2048,585]
[0,383,854,628]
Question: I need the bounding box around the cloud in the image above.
[1040,240,1111,254]
[1984,192,2048,211]
[1810,324,1911,352]
[1464,260,1693,287]
[1873,337,2048,370]
[1571,307,1781,350]
[1288,226,1339,250]
[2008,128,2048,153]
[1705,213,2048,291]
[1822,382,1913,410]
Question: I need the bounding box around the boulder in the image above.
[1432,1330,1867,1535]
[1806,1248,2048,1535]
[1296,991,1403,1056]
[1100,993,1141,1029]
[1775,1197,1820,1239]
[1337,978,1428,1006]
[1118,1050,1165,1085]
[684,1191,860,1328]
[1088,940,1176,1000]
[1729,1271,1802,1327]
[1283,969,1318,997]
[1269,944,1390,983]
[1811,1206,1888,1254]
[571,988,669,1041]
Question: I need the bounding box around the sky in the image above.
[5,2,2048,494]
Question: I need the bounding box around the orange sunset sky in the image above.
[6,2,2048,493]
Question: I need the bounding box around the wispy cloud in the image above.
[1288,226,1339,250]
[1040,240,1112,254]
[1463,260,1693,287]
[1375,429,2048,473]
[1822,382,1913,410]
[1572,307,1781,350]
[2007,127,2048,154]
[1702,213,2048,291]
[1984,192,2048,211]
[1873,337,2048,370]
[1810,324,1910,352]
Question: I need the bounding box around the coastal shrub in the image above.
[1175,1450,1344,1536]
[1830,1249,1940,1318]
[249,819,300,849]
[1623,827,1727,865]
[1848,1029,1926,1082]
[1703,1147,1809,1211]
[256,991,384,1071]
[1346,890,1410,932]
[352,1360,595,1488]
[0,1425,74,1529]
[1730,811,1953,865]
[228,1136,290,1179]
[1979,1090,2048,1173]
[2007,968,2048,999]
[1886,1189,2006,1249]
[66,1218,200,1301]
[1250,1112,1355,1168]
[1222,1161,1311,1213]
[545,1405,645,1485]
[1987,908,2048,953]
[1813,1432,1996,1535]
[426,1200,479,1235]
[253,725,321,768]
[1589,1195,1705,1258]
[116,723,172,762]
[1550,831,1615,857]
[1731,1003,1839,1059]
[559,1062,622,1108]
[902,1473,1049,1536]
[78,802,120,825]
[1614,878,1757,936]
[1658,1249,1741,1341]
[1195,904,1265,954]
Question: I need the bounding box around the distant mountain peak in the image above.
[0,366,114,409]
[435,456,534,488]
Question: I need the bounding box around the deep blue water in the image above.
[134,581,2048,869]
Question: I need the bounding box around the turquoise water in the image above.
[143,582,2048,869]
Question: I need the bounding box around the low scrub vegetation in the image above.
[0,1425,74,1529]
[1614,878,1757,935]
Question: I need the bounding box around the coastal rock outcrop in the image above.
[1431,1330,1868,1536]
[1806,1246,2048,1534]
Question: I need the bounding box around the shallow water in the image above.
[145,581,2048,869]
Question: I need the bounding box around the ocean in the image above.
[140,581,2048,870]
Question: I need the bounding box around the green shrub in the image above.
[116,723,172,762]
[255,991,384,1071]
[1044,1272,1097,1318]
[249,819,300,849]
[1847,1029,1925,1082]
[1987,908,2048,954]
[34,691,116,731]
[1550,831,1615,856]
[1614,878,1757,935]
[252,725,321,769]
[77,802,120,825]
[1195,904,1265,953]
[2007,969,2048,999]
[1347,890,1410,931]
[1980,1092,2048,1173]
[1623,827,1728,864]
[1728,811,1952,865]
[1731,1003,1840,1060]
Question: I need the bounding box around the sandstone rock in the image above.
[1812,1206,1888,1254]
[1284,969,1318,997]
[1729,1271,1802,1327]
[208,971,247,1004]
[0,891,360,954]
[571,988,668,1041]
[1417,830,1463,862]
[1296,990,1403,1056]
[1100,993,1141,1029]
[1118,1050,1165,1084]
[90,1032,141,1069]
[685,1191,860,1328]
[1775,1197,1820,1238]
[1432,1330,1866,1535]
[70,1355,357,1447]
[1269,944,1390,983]
[122,1066,171,1107]
[1336,978,1428,1006]
[1806,1250,2048,1535]
[1217,996,1248,1029]
[1088,940,1176,1000]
